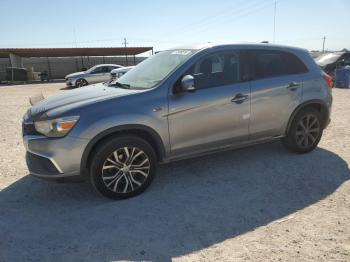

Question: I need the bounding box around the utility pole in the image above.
[322,36,326,53]
[273,0,277,43]
[123,37,128,66]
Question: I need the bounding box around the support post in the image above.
[75,57,79,72]
[80,56,84,70]
[47,57,52,81]
[9,53,23,68]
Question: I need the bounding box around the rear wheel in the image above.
[75,78,88,88]
[89,135,157,199]
[282,108,323,154]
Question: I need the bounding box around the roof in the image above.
[90,64,123,67]
[0,47,153,58]
[168,42,308,53]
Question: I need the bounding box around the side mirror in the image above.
[181,75,195,92]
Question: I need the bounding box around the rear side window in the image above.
[250,50,308,80]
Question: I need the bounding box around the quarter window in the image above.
[251,50,308,79]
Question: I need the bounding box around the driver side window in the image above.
[185,52,240,90]
[91,66,104,74]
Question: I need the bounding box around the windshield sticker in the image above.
[171,50,191,55]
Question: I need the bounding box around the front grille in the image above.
[22,122,39,136]
[26,152,60,175]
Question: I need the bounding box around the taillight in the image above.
[323,72,333,89]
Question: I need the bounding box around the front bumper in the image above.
[65,78,76,87]
[23,134,89,180]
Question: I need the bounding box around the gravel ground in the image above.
[0,83,349,262]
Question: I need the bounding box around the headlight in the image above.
[34,116,79,137]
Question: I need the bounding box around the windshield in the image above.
[315,53,342,66]
[109,49,196,89]
[86,65,98,73]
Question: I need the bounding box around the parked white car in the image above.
[110,66,135,81]
[65,64,123,87]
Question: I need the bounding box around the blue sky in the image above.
[0,0,349,55]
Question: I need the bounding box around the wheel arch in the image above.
[80,124,166,176]
[76,78,89,87]
[285,99,330,135]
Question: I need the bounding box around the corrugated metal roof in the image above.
[0,47,153,58]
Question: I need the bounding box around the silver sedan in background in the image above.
[65,64,123,87]
[110,66,135,81]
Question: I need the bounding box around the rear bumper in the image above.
[23,135,89,181]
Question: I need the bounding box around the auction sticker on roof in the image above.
[171,50,191,55]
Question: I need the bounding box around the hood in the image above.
[29,83,142,119]
[65,71,87,78]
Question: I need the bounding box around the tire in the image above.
[89,135,157,199]
[282,108,323,154]
[75,78,88,88]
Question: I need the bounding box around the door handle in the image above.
[231,94,249,104]
[286,82,301,90]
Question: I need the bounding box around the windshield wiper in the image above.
[109,82,130,89]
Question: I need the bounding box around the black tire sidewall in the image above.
[89,135,157,199]
[283,108,323,154]
[76,78,87,88]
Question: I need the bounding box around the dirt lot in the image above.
[0,83,349,262]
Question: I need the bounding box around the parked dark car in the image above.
[315,51,350,76]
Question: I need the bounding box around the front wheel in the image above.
[282,108,323,154]
[75,78,88,88]
[89,135,157,199]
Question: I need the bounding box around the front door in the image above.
[168,51,251,157]
[89,66,109,83]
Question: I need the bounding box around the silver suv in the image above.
[23,44,332,199]
[65,64,122,88]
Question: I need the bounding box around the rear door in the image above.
[247,49,308,139]
[102,66,118,82]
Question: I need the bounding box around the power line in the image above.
[0,0,283,49]
[173,0,265,37]
[181,0,278,40]
[168,0,255,35]
[273,0,277,43]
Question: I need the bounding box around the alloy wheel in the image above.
[76,79,87,87]
[295,114,320,149]
[101,147,150,194]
